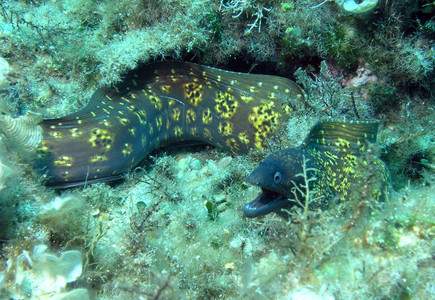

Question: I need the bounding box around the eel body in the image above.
[34,61,305,188]
[242,119,390,218]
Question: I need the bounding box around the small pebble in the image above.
[218,156,232,168]
[190,158,203,170]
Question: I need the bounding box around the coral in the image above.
[220,0,271,35]
[0,0,433,299]
[294,60,374,119]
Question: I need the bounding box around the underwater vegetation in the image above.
[0,0,434,299]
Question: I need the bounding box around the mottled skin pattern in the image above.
[243,120,390,218]
[34,61,305,188]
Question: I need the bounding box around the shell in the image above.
[0,112,43,153]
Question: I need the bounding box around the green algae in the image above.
[0,0,434,299]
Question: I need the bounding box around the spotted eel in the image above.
[34,61,305,188]
[242,119,390,218]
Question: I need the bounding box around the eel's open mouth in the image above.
[242,188,288,218]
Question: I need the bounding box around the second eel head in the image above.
[242,119,390,218]
[242,147,307,218]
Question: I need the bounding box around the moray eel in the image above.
[242,119,390,218]
[34,61,305,188]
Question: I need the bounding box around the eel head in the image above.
[242,148,305,218]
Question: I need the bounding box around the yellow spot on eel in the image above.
[243,119,391,218]
[34,61,305,188]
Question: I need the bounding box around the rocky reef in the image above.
[0,0,433,299]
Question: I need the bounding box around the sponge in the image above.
[4,244,89,299]
[339,0,378,13]
[31,245,83,293]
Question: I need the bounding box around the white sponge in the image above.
[339,0,378,13]
[0,57,9,88]
[32,245,83,293]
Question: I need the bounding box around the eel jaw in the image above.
[242,188,288,218]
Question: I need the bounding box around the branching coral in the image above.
[220,0,271,34]
[294,61,374,119]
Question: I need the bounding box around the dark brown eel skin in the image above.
[34,61,305,188]
[242,119,391,218]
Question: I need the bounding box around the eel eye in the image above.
[273,171,282,184]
